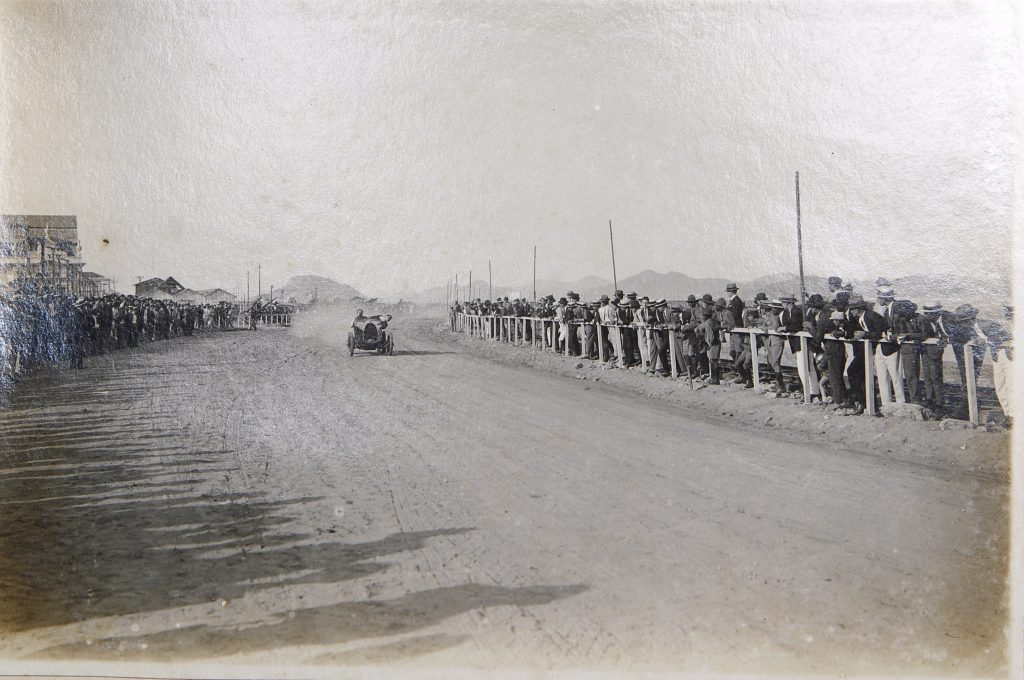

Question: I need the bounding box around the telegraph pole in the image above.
[796,171,806,304]
[246,270,250,305]
[257,264,262,300]
[488,260,492,300]
[469,269,472,301]
[533,246,537,301]
[608,220,618,291]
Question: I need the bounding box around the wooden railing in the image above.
[450,312,982,425]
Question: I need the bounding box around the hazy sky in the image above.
[1,0,1018,297]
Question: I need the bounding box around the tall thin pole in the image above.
[795,171,806,304]
[533,246,537,301]
[258,264,262,300]
[488,260,492,300]
[469,269,472,301]
[455,274,459,303]
[608,220,618,291]
[246,271,250,305]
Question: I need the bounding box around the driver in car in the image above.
[352,308,367,340]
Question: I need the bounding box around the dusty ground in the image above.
[0,310,1010,679]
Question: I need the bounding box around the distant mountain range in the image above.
[275,275,364,304]
[410,269,1010,315]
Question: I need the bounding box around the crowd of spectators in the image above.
[1,279,237,391]
[451,276,1014,422]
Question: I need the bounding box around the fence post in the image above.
[669,329,679,378]
[965,341,979,425]
[749,329,760,390]
[864,339,877,416]
[614,326,625,368]
[799,334,811,403]
[637,325,649,372]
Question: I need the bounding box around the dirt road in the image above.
[0,310,1008,677]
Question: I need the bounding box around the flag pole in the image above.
[796,172,806,304]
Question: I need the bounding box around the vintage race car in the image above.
[347,315,394,356]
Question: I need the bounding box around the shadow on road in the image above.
[0,354,586,663]
[39,582,588,661]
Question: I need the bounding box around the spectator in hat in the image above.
[725,283,744,360]
[757,300,788,396]
[864,286,905,406]
[975,305,1013,421]
[816,309,851,407]
[646,299,671,376]
[780,295,819,398]
[844,295,870,412]
[919,303,947,411]
[893,300,923,405]
[673,296,701,377]
[698,303,723,385]
[942,303,984,396]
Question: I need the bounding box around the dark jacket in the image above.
[859,309,899,356]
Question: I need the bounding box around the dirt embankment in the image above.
[426,320,1009,479]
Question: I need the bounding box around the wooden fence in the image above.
[450,312,981,424]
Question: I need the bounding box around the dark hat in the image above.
[558,297,568,304]
[955,303,978,320]
[599,295,610,302]
[753,292,768,302]
[545,294,555,301]
[627,291,637,298]
[614,290,624,297]
[806,294,825,306]
[714,297,727,309]
[725,283,738,292]
[834,291,851,306]
[827,276,843,287]
[842,283,854,292]
[922,303,943,314]
[848,294,867,310]
[685,294,697,303]
[895,299,917,315]
[701,293,713,303]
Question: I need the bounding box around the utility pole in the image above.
[608,220,618,291]
[455,274,459,303]
[533,246,537,301]
[258,264,262,301]
[795,171,806,304]
[469,269,472,301]
[270,285,274,302]
[488,260,492,301]
[246,270,250,305]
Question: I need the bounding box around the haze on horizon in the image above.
[0,0,1017,299]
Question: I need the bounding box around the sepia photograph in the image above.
[0,1,1020,678]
